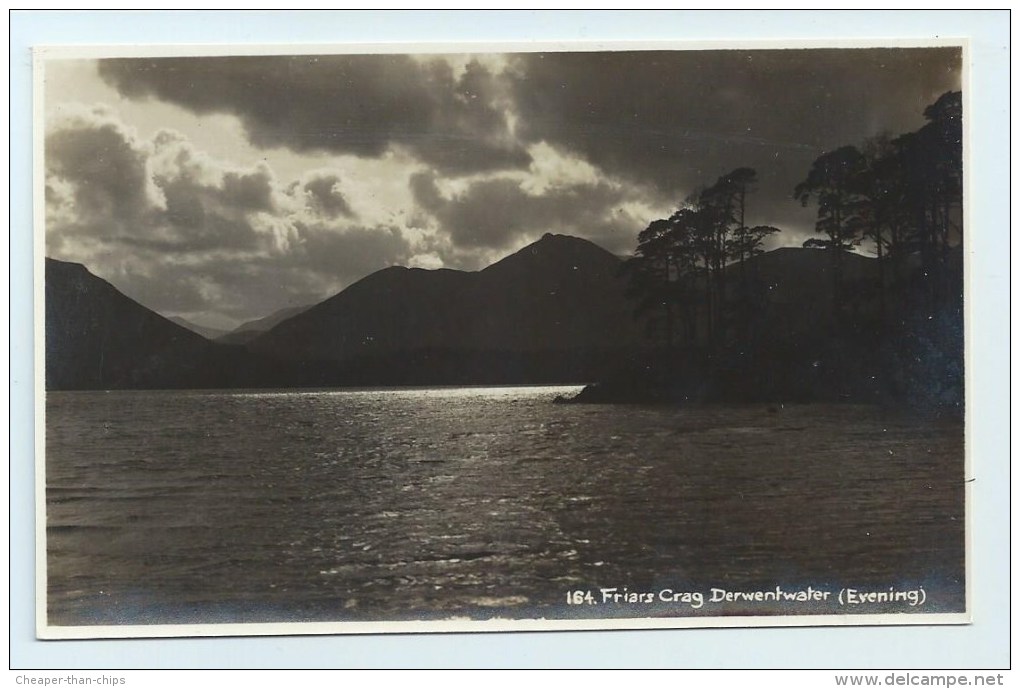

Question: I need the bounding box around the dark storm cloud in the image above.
[150,173,267,253]
[45,110,420,324]
[71,224,416,326]
[46,112,276,255]
[48,47,963,324]
[508,48,962,225]
[299,173,355,219]
[125,225,414,323]
[98,47,960,236]
[221,169,275,213]
[410,171,641,252]
[46,116,152,224]
[98,54,530,175]
[288,224,413,281]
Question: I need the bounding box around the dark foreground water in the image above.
[46,387,965,627]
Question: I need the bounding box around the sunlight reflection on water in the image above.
[45,387,965,625]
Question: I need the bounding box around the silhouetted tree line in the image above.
[614,91,963,409]
[620,167,779,351]
[795,90,963,321]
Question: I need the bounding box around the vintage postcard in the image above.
[36,41,968,638]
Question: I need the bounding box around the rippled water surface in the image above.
[46,387,965,626]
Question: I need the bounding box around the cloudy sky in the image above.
[43,47,961,329]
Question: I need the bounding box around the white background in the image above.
[8,9,1010,669]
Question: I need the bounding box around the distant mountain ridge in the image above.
[44,258,318,390]
[45,235,648,389]
[249,233,643,366]
[216,305,311,345]
[45,236,902,392]
[46,259,215,389]
[167,316,229,341]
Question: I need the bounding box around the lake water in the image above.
[45,387,965,627]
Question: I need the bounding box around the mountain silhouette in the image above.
[46,258,216,389]
[742,246,877,305]
[47,237,922,394]
[569,245,961,407]
[44,258,311,390]
[734,247,879,344]
[247,233,646,383]
[215,304,311,345]
[167,316,229,341]
[45,236,648,389]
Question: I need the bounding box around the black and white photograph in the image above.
[37,42,967,637]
